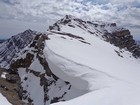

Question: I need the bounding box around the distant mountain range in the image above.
[0,39,5,44]
[137,41,140,45]
[0,15,140,105]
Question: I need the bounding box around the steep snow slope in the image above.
[43,15,140,105]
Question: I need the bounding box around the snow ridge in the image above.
[45,15,140,105]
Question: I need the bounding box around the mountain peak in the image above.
[0,29,37,68]
[64,15,75,19]
[22,29,34,34]
[0,15,140,105]
[48,15,118,32]
[48,15,140,58]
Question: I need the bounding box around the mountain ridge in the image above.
[49,15,140,58]
[0,15,140,105]
[0,29,39,68]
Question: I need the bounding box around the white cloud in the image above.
[0,0,140,40]
[109,0,140,4]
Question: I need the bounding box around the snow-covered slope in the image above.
[2,15,140,105]
[45,15,140,105]
[0,93,12,105]
[48,15,140,58]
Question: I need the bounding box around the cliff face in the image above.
[105,29,140,58]
[0,68,26,105]
[9,34,53,104]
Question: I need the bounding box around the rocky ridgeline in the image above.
[105,30,140,58]
[0,68,26,105]
[0,29,38,68]
[49,15,140,58]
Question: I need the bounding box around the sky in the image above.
[0,0,140,40]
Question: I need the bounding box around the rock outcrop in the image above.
[105,29,140,58]
[0,68,26,105]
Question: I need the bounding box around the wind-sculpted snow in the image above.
[44,45,121,91]
[43,16,140,105]
[52,85,140,105]
[44,34,140,105]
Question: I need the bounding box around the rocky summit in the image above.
[0,15,140,105]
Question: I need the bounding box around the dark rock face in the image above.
[105,29,140,58]
[0,29,37,68]
[11,53,34,69]
[6,74,17,83]
[0,68,26,105]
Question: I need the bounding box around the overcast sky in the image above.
[0,0,140,40]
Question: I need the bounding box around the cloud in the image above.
[0,0,140,40]
[109,0,140,4]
